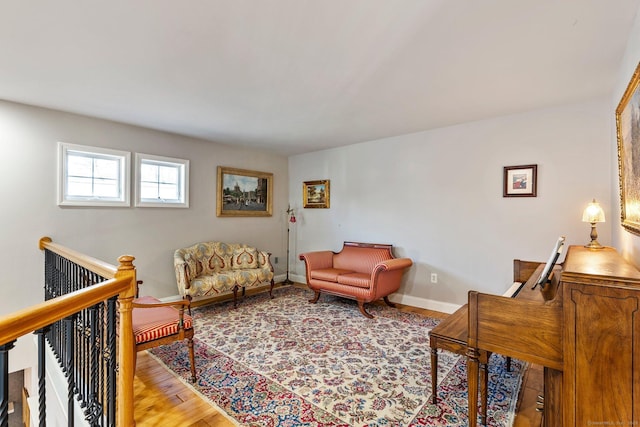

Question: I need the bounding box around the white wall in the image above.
[0,99,288,318]
[613,5,640,263]
[289,99,612,309]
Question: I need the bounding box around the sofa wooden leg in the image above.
[383,296,396,308]
[358,300,374,319]
[269,279,275,299]
[309,290,321,304]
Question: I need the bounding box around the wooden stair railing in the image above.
[0,237,137,426]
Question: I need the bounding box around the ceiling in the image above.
[1,1,638,156]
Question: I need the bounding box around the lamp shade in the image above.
[582,199,605,223]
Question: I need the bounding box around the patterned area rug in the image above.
[149,286,526,426]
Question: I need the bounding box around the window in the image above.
[58,142,130,207]
[135,153,189,208]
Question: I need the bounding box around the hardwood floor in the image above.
[133,288,542,426]
[134,351,235,427]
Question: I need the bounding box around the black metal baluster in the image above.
[0,341,16,427]
[106,297,116,427]
[86,305,100,426]
[35,327,49,427]
[79,310,87,410]
[64,315,75,427]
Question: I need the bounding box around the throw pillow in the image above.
[232,247,259,269]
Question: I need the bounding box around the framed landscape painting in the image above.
[216,166,273,217]
[303,180,330,208]
[503,165,537,197]
[617,61,640,235]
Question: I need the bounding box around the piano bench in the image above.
[429,304,510,425]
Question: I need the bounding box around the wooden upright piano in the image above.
[467,245,640,426]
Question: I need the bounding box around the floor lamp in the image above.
[284,205,296,284]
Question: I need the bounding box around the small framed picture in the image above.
[303,180,330,208]
[503,164,537,197]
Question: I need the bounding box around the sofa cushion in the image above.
[310,268,354,282]
[191,271,238,295]
[132,296,193,344]
[336,272,371,289]
[208,251,227,272]
[333,246,392,274]
[232,247,259,269]
[188,267,274,297]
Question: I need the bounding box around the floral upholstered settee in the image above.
[174,241,275,306]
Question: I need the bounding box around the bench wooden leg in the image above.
[269,279,275,299]
[187,336,196,383]
[309,290,321,304]
[467,348,479,427]
[430,346,438,404]
[480,359,488,425]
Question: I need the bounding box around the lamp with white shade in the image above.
[582,199,605,249]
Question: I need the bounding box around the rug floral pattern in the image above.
[150,287,526,426]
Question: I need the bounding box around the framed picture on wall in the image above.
[303,180,330,208]
[216,166,273,217]
[503,164,537,197]
[616,60,640,235]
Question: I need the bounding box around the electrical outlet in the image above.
[430,273,438,283]
[274,257,279,264]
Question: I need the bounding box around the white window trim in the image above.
[57,142,131,207]
[135,153,189,208]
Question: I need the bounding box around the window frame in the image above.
[134,153,189,208]
[57,142,131,207]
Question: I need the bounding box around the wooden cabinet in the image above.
[561,246,640,426]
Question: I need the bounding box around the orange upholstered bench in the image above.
[132,295,196,382]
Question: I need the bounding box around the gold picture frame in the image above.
[303,180,330,208]
[216,166,273,217]
[616,60,640,235]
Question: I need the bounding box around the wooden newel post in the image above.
[115,255,136,427]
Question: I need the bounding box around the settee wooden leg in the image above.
[185,295,193,315]
[187,337,197,383]
[383,296,396,308]
[232,286,238,308]
[358,300,374,319]
[269,279,275,299]
[309,290,321,304]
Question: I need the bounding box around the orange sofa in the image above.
[298,241,413,318]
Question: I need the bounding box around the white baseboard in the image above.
[289,273,307,284]
[387,293,461,314]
